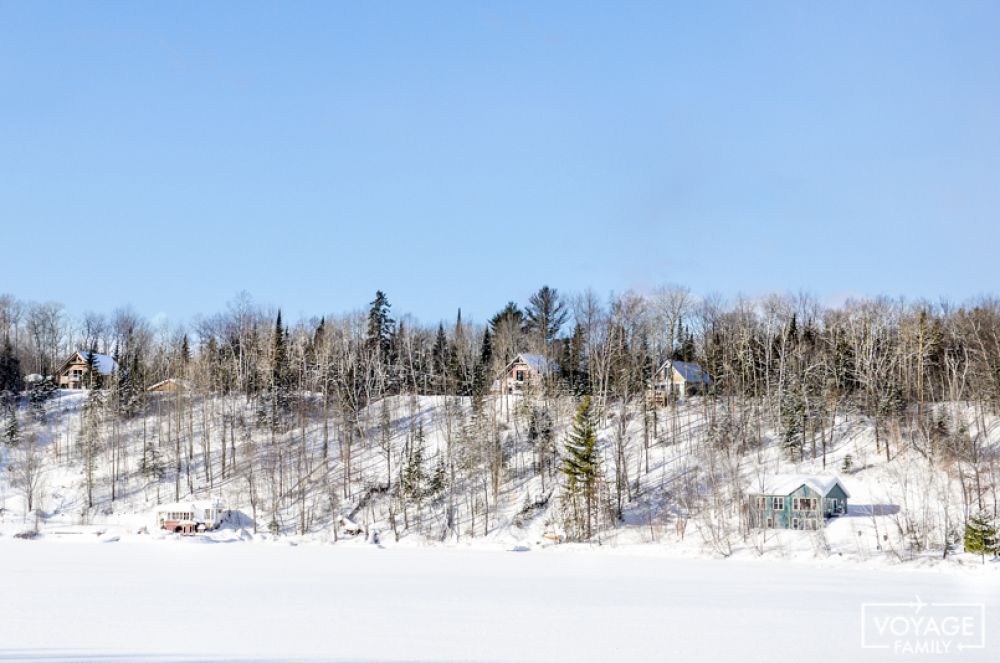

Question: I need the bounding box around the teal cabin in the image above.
[749,474,850,530]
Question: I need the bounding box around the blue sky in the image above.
[1,2,998,326]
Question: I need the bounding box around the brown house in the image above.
[496,353,552,394]
[55,351,118,390]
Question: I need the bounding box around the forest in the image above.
[0,286,998,555]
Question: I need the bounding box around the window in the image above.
[765,517,774,529]
[515,370,525,382]
[793,497,816,511]
[771,497,784,510]
[756,497,766,510]
[808,519,818,530]
[792,518,800,530]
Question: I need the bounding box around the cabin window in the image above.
[515,370,525,382]
[793,497,817,511]
[765,517,774,529]
[808,519,818,530]
[792,518,800,530]
[755,497,766,510]
[771,497,784,510]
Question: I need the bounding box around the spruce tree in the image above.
[472,328,493,401]
[366,291,394,363]
[964,512,998,563]
[3,406,19,448]
[561,396,600,539]
[0,335,24,406]
[84,345,102,390]
[264,310,291,428]
[432,324,449,394]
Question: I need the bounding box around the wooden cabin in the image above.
[496,353,551,394]
[648,360,713,403]
[155,501,226,535]
[748,474,850,530]
[55,351,118,390]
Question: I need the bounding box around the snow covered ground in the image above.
[0,537,997,662]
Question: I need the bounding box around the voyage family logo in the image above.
[862,596,985,655]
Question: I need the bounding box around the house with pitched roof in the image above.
[649,359,713,402]
[55,351,118,390]
[497,353,552,394]
[748,474,850,529]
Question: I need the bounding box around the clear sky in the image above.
[1,2,998,326]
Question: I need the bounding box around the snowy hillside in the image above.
[1,389,997,569]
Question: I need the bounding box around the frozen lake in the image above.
[0,539,996,662]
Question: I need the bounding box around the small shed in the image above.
[748,474,850,530]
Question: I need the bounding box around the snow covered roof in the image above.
[658,360,712,384]
[71,351,118,375]
[751,474,850,498]
[154,500,223,513]
[514,353,550,373]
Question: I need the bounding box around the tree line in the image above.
[0,288,998,553]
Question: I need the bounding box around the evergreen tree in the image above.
[559,324,589,396]
[28,376,55,423]
[114,343,145,419]
[402,424,427,499]
[964,512,998,563]
[3,406,19,448]
[366,291,394,363]
[0,335,24,407]
[524,285,568,348]
[258,311,290,430]
[472,328,493,400]
[432,324,449,394]
[561,396,601,539]
[84,345,103,390]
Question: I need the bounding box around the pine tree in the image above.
[964,512,998,563]
[180,334,191,365]
[0,335,24,407]
[524,285,568,349]
[84,345,103,390]
[561,396,600,539]
[472,328,493,401]
[559,323,589,396]
[432,324,449,394]
[3,406,20,448]
[366,291,394,363]
[261,311,290,429]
